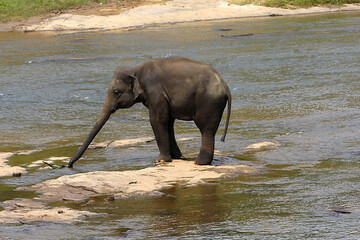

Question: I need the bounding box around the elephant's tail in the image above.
[221,88,231,142]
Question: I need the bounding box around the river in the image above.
[0,12,359,239]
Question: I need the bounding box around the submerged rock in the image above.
[244,141,282,150]
[221,33,253,38]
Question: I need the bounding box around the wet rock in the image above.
[12,172,22,177]
[218,28,233,31]
[107,196,115,201]
[244,141,282,150]
[269,13,283,17]
[332,206,352,214]
[221,33,253,38]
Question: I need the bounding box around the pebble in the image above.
[107,196,115,201]
[12,172,22,177]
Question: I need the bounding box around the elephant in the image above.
[68,57,231,168]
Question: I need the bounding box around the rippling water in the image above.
[1,12,359,239]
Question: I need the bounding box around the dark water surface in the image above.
[1,12,359,239]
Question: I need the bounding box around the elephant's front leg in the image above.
[168,118,183,159]
[149,108,172,163]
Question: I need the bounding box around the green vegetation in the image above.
[0,0,111,22]
[230,0,360,8]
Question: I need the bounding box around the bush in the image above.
[0,0,109,22]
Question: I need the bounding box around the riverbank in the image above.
[1,0,360,32]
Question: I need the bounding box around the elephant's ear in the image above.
[129,74,143,100]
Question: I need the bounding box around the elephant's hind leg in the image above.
[194,100,226,165]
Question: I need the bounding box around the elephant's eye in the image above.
[113,90,121,95]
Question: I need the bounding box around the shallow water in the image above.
[1,12,360,239]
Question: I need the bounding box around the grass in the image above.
[230,0,360,8]
[0,0,111,22]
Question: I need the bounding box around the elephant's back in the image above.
[150,57,228,120]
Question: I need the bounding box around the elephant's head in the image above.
[68,68,143,168]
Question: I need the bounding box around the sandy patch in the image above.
[0,152,26,177]
[22,1,360,32]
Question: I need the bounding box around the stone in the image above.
[244,141,282,150]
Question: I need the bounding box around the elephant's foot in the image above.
[156,154,172,164]
[195,152,213,165]
[170,149,183,159]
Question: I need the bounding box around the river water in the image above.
[1,12,359,239]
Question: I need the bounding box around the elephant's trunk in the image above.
[68,100,113,168]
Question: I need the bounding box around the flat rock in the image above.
[24,157,258,201]
[89,136,193,149]
[89,136,155,149]
[0,199,97,224]
[1,156,259,224]
[0,152,27,177]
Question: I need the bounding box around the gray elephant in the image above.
[68,57,231,168]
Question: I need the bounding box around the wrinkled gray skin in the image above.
[68,57,231,168]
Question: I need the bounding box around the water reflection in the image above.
[145,185,228,237]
